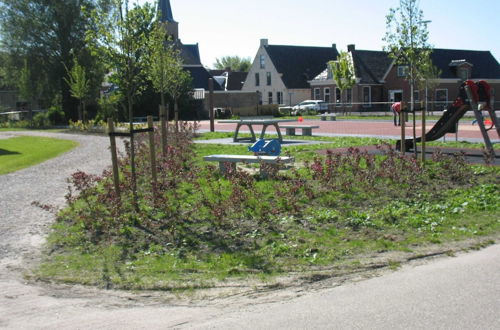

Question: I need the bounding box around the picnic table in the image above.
[217,119,296,142]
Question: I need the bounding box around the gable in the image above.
[265,45,339,89]
[352,50,393,84]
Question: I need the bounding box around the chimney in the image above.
[260,39,268,47]
[332,43,337,49]
[347,44,355,52]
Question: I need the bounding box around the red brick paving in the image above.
[197,119,499,141]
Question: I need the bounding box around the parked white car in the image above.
[291,100,328,115]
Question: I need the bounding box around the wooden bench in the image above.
[280,125,320,136]
[317,113,337,121]
[203,154,294,177]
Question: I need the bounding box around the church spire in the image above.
[158,0,175,23]
[158,0,179,41]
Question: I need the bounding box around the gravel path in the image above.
[0,131,115,266]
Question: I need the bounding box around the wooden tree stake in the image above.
[147,116,158,200]
[107,118,121,198]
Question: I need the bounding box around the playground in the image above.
[196,80,499,165]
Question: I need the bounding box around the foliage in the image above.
[64,57,91,121]
[328,51,356,113]
[86,0,156,121]
[0,0,110,117]
[213,56,252,72]
[383,0,432,109]
[37,129,500,289]
[95,94,121,122]
[147,21,192,110]
[0,136,78,175]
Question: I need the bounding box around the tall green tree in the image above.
[383,0,432,110]
[86,0,156,207]
[328,51,356,115]
[384,0,432,156]
[213,56,251,72]
[0,0,110,118]
[147,21,191,149]
[64,57,90,121]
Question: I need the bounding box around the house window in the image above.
[435,89,448,108]
[413,90,420,102]
[266,72,271,86]
[314,88,321,100]
[346,88,352,105]
[335,87,341,105]
[397,65,408,77]
[255,73,260,86]
[458,67,470,81]
[268,92,273,104]
[363,86,372,107]
[277,91,283,105]
[324,88,330,103]
[260,55,265,69]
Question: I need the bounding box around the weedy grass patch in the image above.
[35,125,500,290]
[0,136,78,175]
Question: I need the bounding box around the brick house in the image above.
[310,45,500,112]
[242,39,339,106]
[385,48,500,111]
[310,45,392,112]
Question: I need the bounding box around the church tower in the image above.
[158,0,179,41]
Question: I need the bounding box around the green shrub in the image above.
[47,106,66,125]
[32,112,50,128]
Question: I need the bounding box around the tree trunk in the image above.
[128,92,138,211]
[174,99,179,134]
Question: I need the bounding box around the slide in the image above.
[396,80,491,152]
[396,104,470,151]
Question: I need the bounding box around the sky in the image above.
[139,0,500,68]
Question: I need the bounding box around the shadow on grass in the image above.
[0,148,20,156]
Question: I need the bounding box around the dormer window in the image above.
[449,59,473,81]
[397,65,409,77]
[458,67,470,81]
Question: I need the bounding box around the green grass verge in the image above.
[0,136,78,175]
[33,133,500,291]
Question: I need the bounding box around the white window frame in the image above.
[413,90,420,102]
[346,88,352,106]
[397,65,408,77]
[277,91,283,105]
[324,88,330,103]
[362,86,372,107]
[335,87,341,106]
[314,88,321,100]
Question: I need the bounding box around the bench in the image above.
[280,125,320,136]
[317,113,337,121]
[203,154,294,177]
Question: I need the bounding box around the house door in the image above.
[389,90,403,111]
[389,90,403,103]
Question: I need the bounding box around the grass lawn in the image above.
[0,136,78,175]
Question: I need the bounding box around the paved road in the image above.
[0,131,499,329]
[189,244,500,329]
